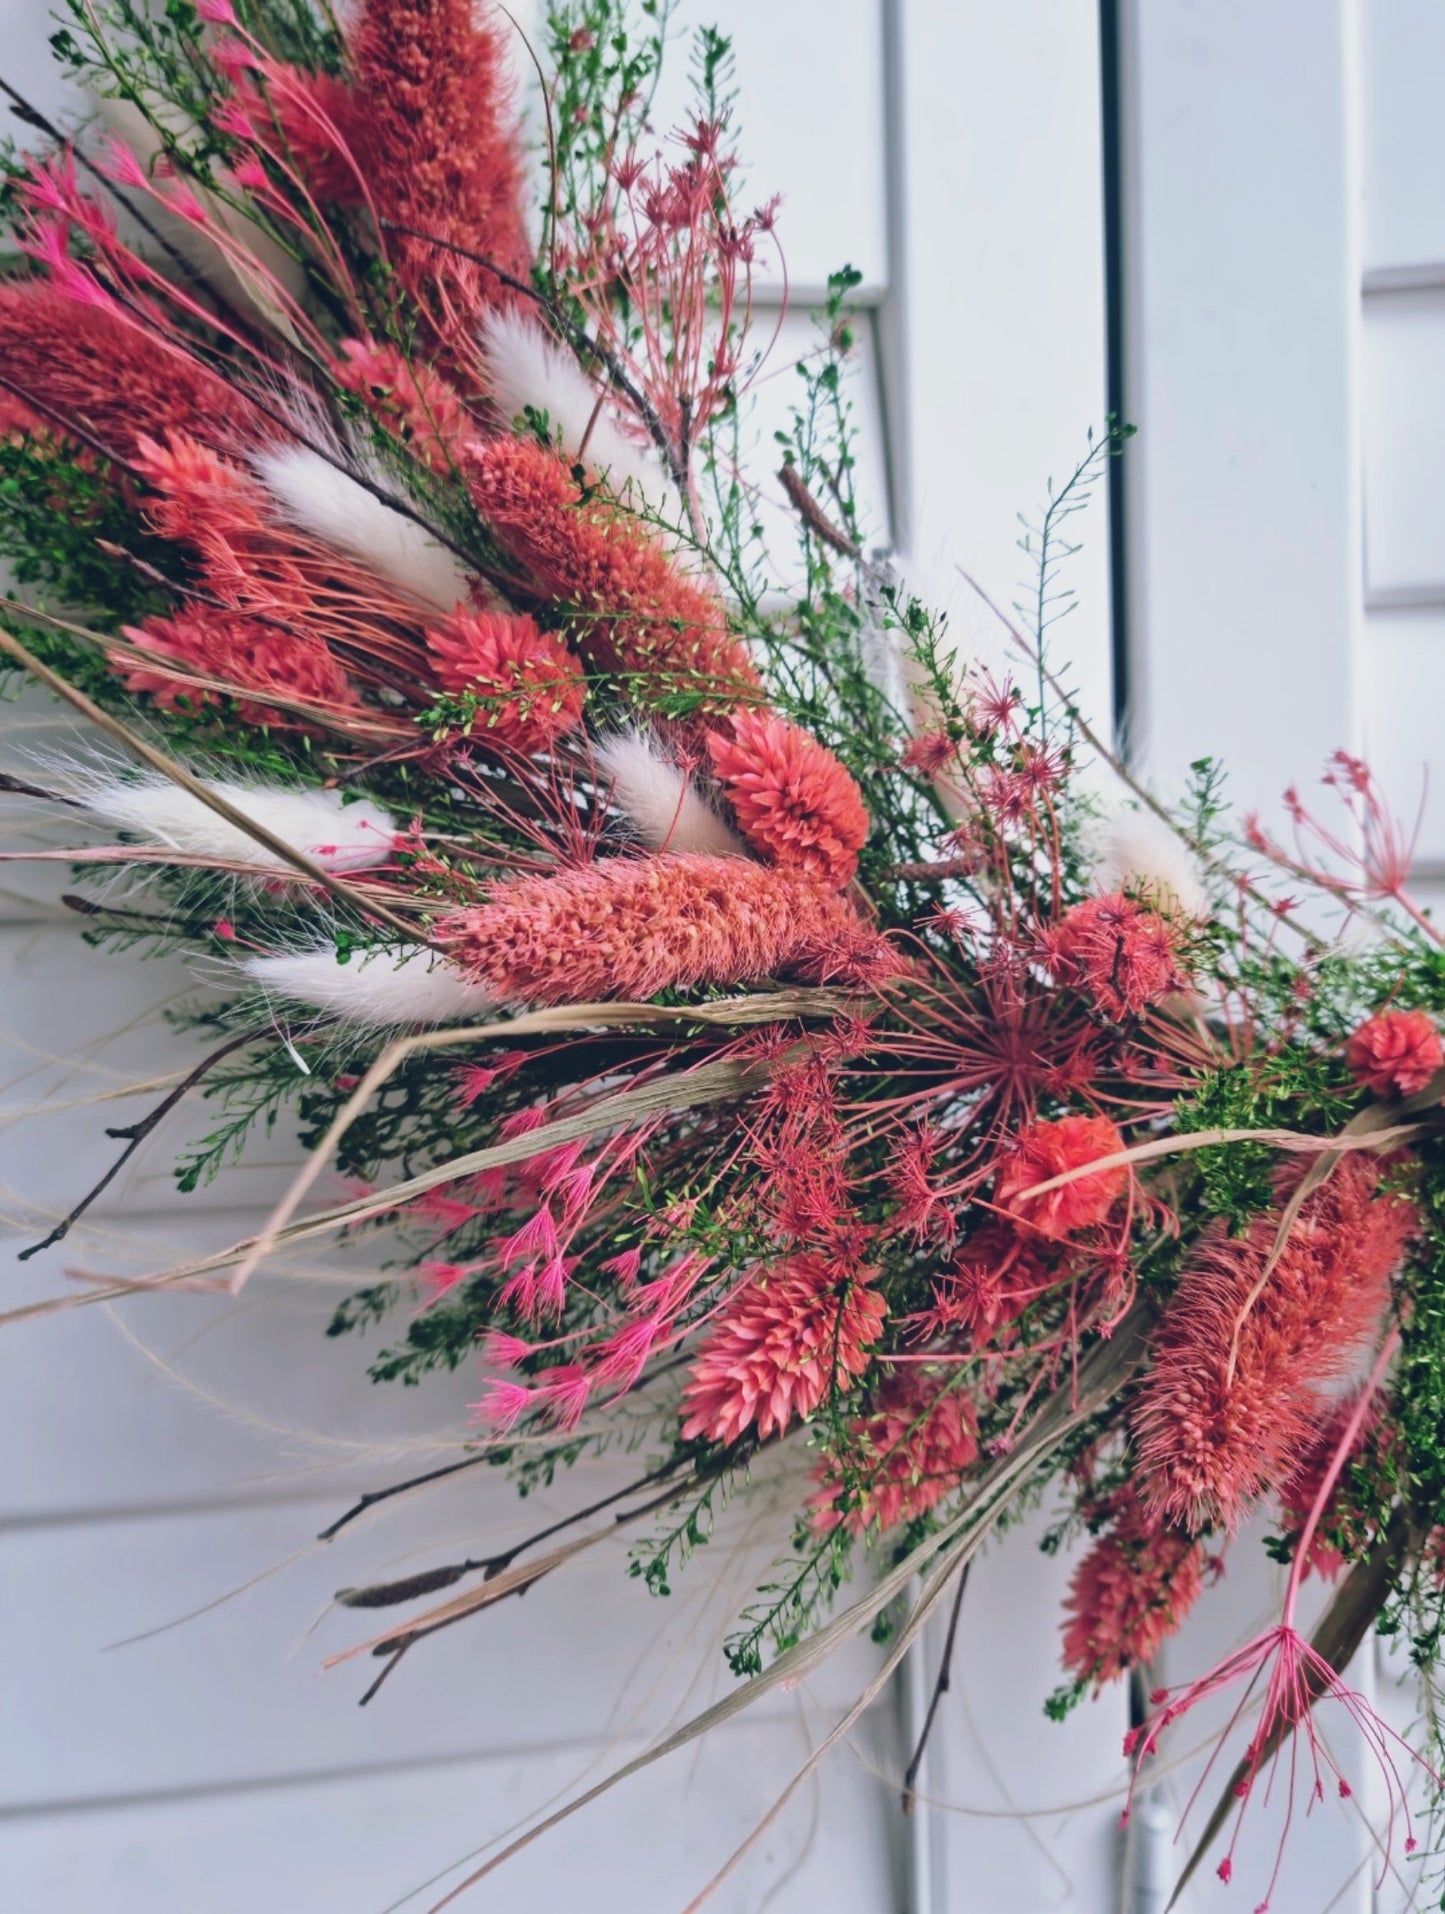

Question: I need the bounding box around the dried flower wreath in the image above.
[3,3,1445,1906]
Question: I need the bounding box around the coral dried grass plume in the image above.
[706,710,871,888]
[680,1255,887,1444]
[1061,1507,1207,1689]
[1132,1157,1418,1531]
[440,852,898,1006]
[467,434,762,709]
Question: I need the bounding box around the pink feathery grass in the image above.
[439,852,898,1005]
[1347,1009,1443,1100]
[467,434,762,710]
[810,1371,978,1535]
[679,1254,887,1444]
[1132,1157,1417,1531]
[425,610,585,748]
[706,710,870,888]
[993,1115,1130,1240]
[1061,1508,1207,1690]
[0,280,261,460]
[1040,892,1188,1021]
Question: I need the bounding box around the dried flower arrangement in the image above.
[3,3,1445,1905]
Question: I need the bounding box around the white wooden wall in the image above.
[0,4,1119,1911]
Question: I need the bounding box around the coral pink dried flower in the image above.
[1346,1008,1443,1100]
[811,1373,978,1535]
[706,710,870,888]
[1061,1509,1207,1689]
[334,337,473,474]
[0,280,260,458]
[679,1255,887,1444]
[467,434,761,710]
[425,610,585,747]
[993,1115,1129,1240]
[1133,1158,1417,1531]
[1041,892,1187,1021]
[117,612,359,728]
[440,852,897,1006]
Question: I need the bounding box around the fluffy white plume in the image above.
[482,310,683,529]
[252,443,472,612]
[593,730,747,858]
[243,946,492,1025]
[81,775,398,874]
[1092,804,1210,919]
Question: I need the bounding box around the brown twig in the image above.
[18,1025,260,1260]
[901,1561,970,1813]
[777,462,861,559]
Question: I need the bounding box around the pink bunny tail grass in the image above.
[1132,1158,1418,1531]
[1124,1621,1434,1912]
[439,852,899,1006]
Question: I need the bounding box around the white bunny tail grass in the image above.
[243,946,492,1026]
[251,443,472,613]
[481,310,683,529]
[1092,803,1210,919]
[81,774,399,874]
[593,730,748,858]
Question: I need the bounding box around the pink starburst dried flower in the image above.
[467,434,761,710]
[426,610,585,747]
[810,1372,978,1535]
[1132,1158,1417,1531]
[1346,1009,1442,1100]
[1061,1508,1207,1690]
[440,853,897,1006]
[1040,892,1188,1021]
[993,1115,1129,1240]
[679,1255,887,1444]
[706,710,870,888]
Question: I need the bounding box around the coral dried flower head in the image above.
[706,710,870,888]
[993,1115,1129,1240]
[1346,1008,1442,1100]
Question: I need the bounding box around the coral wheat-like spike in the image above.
[680,1255,887,1444]
[425,611,585,748]
[706,710,871,888]
[1061,1508,1207,1689]
[439,853,898,1006]
[337,0,530,352]
[0,280,262,457]
[1132,1157,1418,1531]
[467,434,762,709]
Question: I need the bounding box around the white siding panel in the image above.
[1361,0,1445,273]
[1,1488,888,1808]
[1360,606,1445,866]
[1363,286,1445,600]
[0,1724,904,1914]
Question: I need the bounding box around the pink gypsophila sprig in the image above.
[680,1255,887,1444]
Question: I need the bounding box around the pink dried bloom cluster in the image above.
[1133,1157,1418,1530]
[1346,1008,1442,1099]
[706,710,870,888]
[425,610,585,749]
[334,338,474,474]
[680,1255,887,1444]
[1041,892,1188,1021]
[811,1373,978,1535]
[993,1115,1129,1241]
